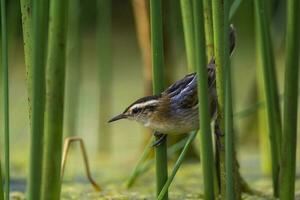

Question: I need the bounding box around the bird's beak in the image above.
[108,113,127,123]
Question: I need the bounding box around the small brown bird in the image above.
[108,65,217,134]
[109,26,236,146]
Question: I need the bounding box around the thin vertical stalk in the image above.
[20,0,33,119]
[41,0,68,198]
[131,0,152,96]
[0,0,9,198]
[193,0,215,199]
[280,0,300,198]
[180,0,195,71]
[203,0,214,59]
[64,0,81,137]
[224,31,235,200]
[265,12,282,155]
[0,161,3,200]
[131,0,153,146]
[97,0,112,152]
[202,0,219,195]
[257,70,272,175]
[255,29,272,176]
[224,0,236,198]
[211,0,226,197]
[150,0,168,199]
[27,0,49,198]
[225,70,235,200]
[254,0,281,196]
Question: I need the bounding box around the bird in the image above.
[109,25,236,147]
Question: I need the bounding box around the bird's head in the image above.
[108,95,162,126]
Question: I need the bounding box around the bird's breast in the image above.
[147,108,199,134]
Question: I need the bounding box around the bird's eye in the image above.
[132,107,140,114]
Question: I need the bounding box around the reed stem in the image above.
[223,0,237,198]
[211,0,226,197]
[41,0,68,198]
[64,0,82,137]
[131,0,152,96]
[193,0,215,199]
[0,0,9,198]
[224,29,235,200]
[279,0,300,198]
[150,0,168,199]
[254,0,281,196]
[131,0,153,146]
[97,0,112,152]
[20,0,33,119]
[203,0,214,59]
[257,70,272,175]
[180,0,195,71]
[27,0,49,198]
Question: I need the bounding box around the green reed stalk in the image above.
[150,0,168,199]
[264,14,281,147]
[211,0,226,197]
[200,0,243,66]
[225,73,235,200]
[27,0,48,198]
[257,70,272,175]
[193,0,215,199]
[254,0,281,196]
[254,14,272,175]
[131,0,152,96]
[40,0,68,198]
[97,0,112,152]
[1,0,10,198]
[64,0,81,137]
[203,0,214,59]
[224,0,237,198]
[157,132,197,200]
[280,0,300,198]
[180,0,195,71]
[0,161,3,200]
[224,27,235,200]
[131,0,153,147]
[20,0,33,119]
[203,0,242,60]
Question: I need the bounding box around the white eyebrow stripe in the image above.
[131,100,159,110]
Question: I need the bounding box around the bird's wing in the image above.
[163,61,216,110]
[163,72,196,99]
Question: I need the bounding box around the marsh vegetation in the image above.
[0,0,299,199]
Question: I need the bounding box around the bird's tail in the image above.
[229,24,236,56]
[207,24,236,68]
[207,24,236,89]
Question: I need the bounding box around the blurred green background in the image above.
[0,0,299,198]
